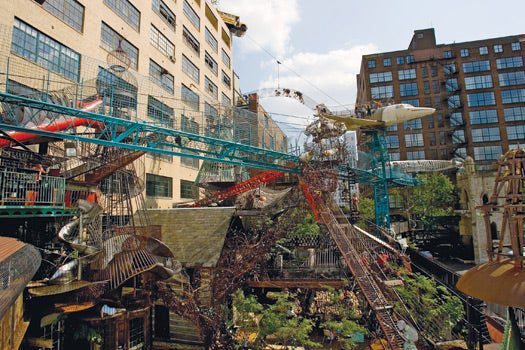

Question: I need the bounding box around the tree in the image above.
[290,212,321,238]
[356,197,375,229]
[392,173,457,225]
[321,319,366,349]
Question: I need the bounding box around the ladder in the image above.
[302,182,405,349]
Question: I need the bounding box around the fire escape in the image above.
[442,63,467,159]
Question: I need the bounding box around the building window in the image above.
[512,42,521,51]
[450,112,464,126]
[205,27,218,52]
[472,127,501,142]
[406,55,415,64]
[399,83,418,97]
[369,72,392,83]
[405,133,423,147]
[104,0,140,31]
[181,179,198,199]
[389,152,400,161]
[182,26,200,55]
[479,46,488,55]
[407,150,425,160]
[432,80,440,94]
[370,85,393,99]
[504,107,525,122]
[431,65,438,77]
[447,95,461,109]
[222,93,231,106]
[385,135,399,149]
[205,51,218,75]
[401,99,419,107]
[97,67,137,114]
[452,130,465,144]
[181,84,200,111]
[422,66,428,78]
[181,115,199,134]
[434,96,442,109]
[182,55,200,83]
[183,0,200,30]
[467,92,496,107]
[12,18,80,81]
[368,59,376,68]
[507,125,525,140]
[404,119,422,130]
[474,146,502,161]
[221,28,231,48]
[152,0,175,31]
[423,97,431,107]
[150,25,175,59]
[501,89,525,104]
[428,132,436,146]
[383,58,391,67]
[149,60,174,93]
[496,56,523,69]
[499,71,525,87]
[494,44,503,53]
[396,56,404,65]
[148,95,173,126]
[222,70,231,88]
[460,48,469,57]
[427,115,434,129]
[146,173,173,197]
[445,78,459,92]
[463,60,491,73]
[439,131,447,145]
[221,49,231,68]
[398,69,416,80]
[39,0,84,32]
[470,110,498,125]
[101,22,139,70]
[387,124,398,132]
[204,76,218,99]
[464,75,493,90]
[180,116,200,168]
[423,81,430,94]
[205,3,218,30]
[443,50,453,59]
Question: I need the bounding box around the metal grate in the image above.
[0,169,65,207]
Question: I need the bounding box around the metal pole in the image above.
[5,57,10,93]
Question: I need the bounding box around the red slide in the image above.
[0,98,104,148]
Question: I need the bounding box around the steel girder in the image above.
[0,92,301,174]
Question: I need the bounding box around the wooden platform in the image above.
[246,279,345,289]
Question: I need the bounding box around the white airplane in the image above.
[319,104,436,131]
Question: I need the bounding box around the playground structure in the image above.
[0,39,487,349]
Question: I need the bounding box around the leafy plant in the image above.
[321,319,366,349]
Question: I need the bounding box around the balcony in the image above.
[0,170,73,217]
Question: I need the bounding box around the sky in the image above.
[218,0,525,139]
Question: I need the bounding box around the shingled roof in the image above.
[142,207,235,267]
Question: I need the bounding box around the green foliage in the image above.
[394,271,464,340]
[321,320,366,349]
[73,324,103,344]
[356,197,375,228]
[409,173,457,220]
[290,213,320,238]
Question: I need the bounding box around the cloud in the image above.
[218,0,300,57]
[259,43,379,109]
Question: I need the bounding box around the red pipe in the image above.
[0,98,104,148]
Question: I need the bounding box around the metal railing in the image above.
[0,169,65,207]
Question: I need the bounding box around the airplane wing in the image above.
[320,114,384,130]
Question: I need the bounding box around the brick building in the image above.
[357,28,525,164]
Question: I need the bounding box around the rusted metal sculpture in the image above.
[457,149,525,308]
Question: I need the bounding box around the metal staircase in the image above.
[300,179,405,349]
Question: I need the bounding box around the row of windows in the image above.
[146,175,200,199]
[183,26,200,55]
[465,75,493,90]
[400,83,418,97]
[499,71,525,87]
[471,127,500,142]
[368,55,414,68]
[463,60,491,73]
[12,18,80,81]
[467,92,496,107]
[39,0,84,32]
[369,72,392,83]
[459,42,520,58]
[398,68,417,80]
[405,133,424,147]
[182,54,200,83]
[181,84,200,111]
[105,0,140,32]
[204,76,218,98]
[496,56,523,69]
[205,27,218,52]
[507,125,525,140]
[502,89,525,104]
[470,109,498,124]
[474,146,502,161]
[147,95,174,127]
[504,107,525,122]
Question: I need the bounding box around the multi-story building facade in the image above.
[357,28,525,164]
[0,0,260,208]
